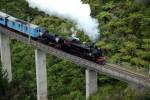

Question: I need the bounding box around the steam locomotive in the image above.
[0,11,105,64]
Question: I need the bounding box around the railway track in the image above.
[106,64,148,79]
[105,64,149,82]
[0,26,150,89]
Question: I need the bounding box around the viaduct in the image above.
[0,26,150,100]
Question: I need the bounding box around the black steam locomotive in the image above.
[40,31,105,64]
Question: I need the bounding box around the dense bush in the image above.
[0,0,149,99]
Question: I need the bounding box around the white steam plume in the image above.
[26,0,100,42]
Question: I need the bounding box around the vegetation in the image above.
[0,0,150,100]
[96,1,150,69]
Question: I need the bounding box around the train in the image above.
[0,11,105,64]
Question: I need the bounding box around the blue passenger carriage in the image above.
[7,16,44,37]
[0,11,44,38]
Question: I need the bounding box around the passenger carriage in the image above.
[0,11,44,38]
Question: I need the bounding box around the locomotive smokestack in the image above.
[71,27,79,40]
[26,0,100,42]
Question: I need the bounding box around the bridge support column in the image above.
[35,49,48,100]
[0,33,12,82]
[86,69,97,100]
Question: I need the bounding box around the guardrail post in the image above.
[35,49,48,100]
[86,69,97,99]
[0,33,12,82]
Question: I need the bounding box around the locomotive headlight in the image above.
[55,37,60,43]
[40,32,43,36]
[88,53,92,56]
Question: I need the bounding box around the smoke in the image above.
[26,0,100,42]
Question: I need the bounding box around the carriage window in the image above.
[0,18,3,21]
[37,29,40,32]
[13,22,15,26]
[25,26,28,31]
[18,24,21,27]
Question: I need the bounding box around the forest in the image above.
[0,0,150,100]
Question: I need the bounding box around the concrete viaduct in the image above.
[0,26,150,100]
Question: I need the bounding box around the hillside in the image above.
[0,0,150,100]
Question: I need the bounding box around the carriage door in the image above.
[5,16,9,26]
[21,24,23,31]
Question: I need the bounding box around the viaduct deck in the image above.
[0,26,150,89]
